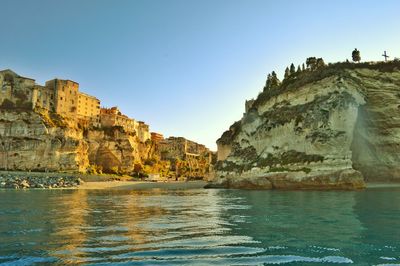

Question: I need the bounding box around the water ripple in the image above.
[1,188,400,264]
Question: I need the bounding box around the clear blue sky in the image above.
[1,0,399,150]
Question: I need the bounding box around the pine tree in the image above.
[290,63,296,75]
[284,67,290,79]
[297,65,301,73]
[264,74,272,91]
[270,71,280,88]
[316,58,326,68]
[306,57,317,70]
[352,48,361,62]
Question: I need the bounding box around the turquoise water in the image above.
[0,187,399,265]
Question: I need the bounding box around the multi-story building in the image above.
[45,79,79,116]
[0,69,37,110]
[100,107,151,142]
[35,85,55,111]
[77,92,100,126]
[100,107,137,132]
[138,121,150,142]
[151,132,164,142]
[0,69,149,132]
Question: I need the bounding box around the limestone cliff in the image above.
[0,109,89,172]
[85,128,151,174]
[0,108,213,179]
[212,61,400,189]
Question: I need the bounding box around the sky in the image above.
[1,0,399,150]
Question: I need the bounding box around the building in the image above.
[100,107,151,142]
[0,69,101,126]
[35,84,55,111]
[100,107,137,132]
[45,79,79,117]
[77,92,100,126]
[157,137,210,160]
[151,132,164,142]
[0,69,152,132]
[0,69,37,110]
[138,121,150,142]
[43,78,101,126]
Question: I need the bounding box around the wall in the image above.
[0,69,36,109]
[46,79,79,117]
[77,92,100,126]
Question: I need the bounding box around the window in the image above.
[60,97,63,100]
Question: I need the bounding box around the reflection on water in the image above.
[0,187,399,265]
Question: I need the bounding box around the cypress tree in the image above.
[290,63,296,75]
[284,67,290,79]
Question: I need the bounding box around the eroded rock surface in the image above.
[211,62,400,189]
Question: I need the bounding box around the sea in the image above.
[0,186,399,265]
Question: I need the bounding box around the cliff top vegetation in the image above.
[217,57,400,145]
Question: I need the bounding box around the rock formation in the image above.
[211,61,400,189]
[0,107,213,180]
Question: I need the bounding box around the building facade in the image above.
[77,92,100,126]
[100,107,151,142]
[1,69,150,132]
[151,132,164,142]
[0,69,37,110]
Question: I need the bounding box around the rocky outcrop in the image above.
[86,128,151,174]
[211,61,400,189]
[0,172,84,189]
[0,110,89,172]
[0,109,213,180]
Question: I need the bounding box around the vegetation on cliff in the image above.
[218,59,400,146]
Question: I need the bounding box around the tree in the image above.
[284,67,290,79]
[306,57,317,70]
[290,63,296,75]
[302,63,305,71]
[352,48,361,62]
[316,58,326,68]
[264,74,272,91]
[297,65,301,73]
[270,71,280,88]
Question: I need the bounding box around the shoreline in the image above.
[1,171,400,190]
[0,171,208,190]
[78,180,207,190]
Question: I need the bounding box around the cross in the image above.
[382,51,389,62]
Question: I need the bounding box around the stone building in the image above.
[35,84,55,111]
[157,137,210,161]
[156,136,213,179]
[77,92,100,126]
[0,69,101,126]
[45,79,79,116]
[100,107,137,132]
[0,69,37,110]
[151,132,164,142]
[138,121,150,142]
[100,107,151,142]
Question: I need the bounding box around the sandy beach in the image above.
[78,180,207,190]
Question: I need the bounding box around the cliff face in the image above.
[0,110,89,172]
[0,109,149,174]
[86,129,151,174]
[0,109,213,179]
[212,62,400,189]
